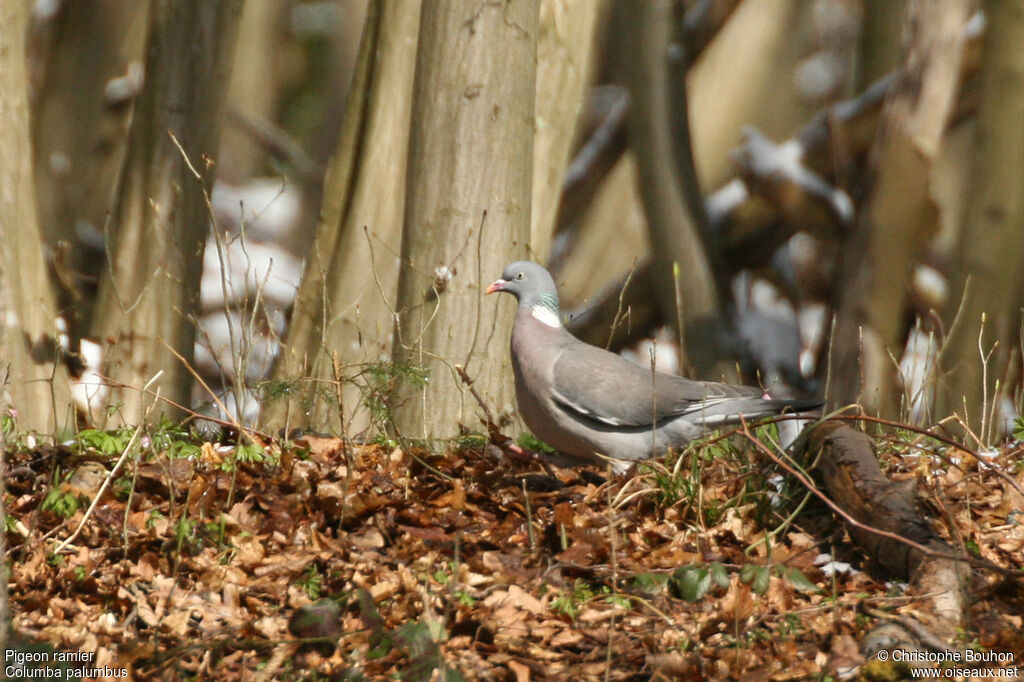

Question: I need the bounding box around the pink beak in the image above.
[485,279,506,295]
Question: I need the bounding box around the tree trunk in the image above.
[938,0,1024,439]
[687,0,813,191]
[217,0,286,183]
[530,0,604,262]
[827,1,969,416]
[0,0,74,435]
[90,0,242,425]
[30,0,148,339]
[392,0,537,442]
[264,0,421,436]
[616,0,725,376]
[856,0,902,89]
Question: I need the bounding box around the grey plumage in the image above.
[487,261,822,472]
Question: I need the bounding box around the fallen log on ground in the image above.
[797,420,969,669]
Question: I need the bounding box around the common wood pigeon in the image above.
[487,261,823,472]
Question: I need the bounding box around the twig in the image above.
[835,412,1024,501]
[605,259,637,350]
[454,364,499,438]
[53,372,163,554]
[95,372,274,445]
[859,602,961,654]
[227,108,323,184]
[739,419,1019,577]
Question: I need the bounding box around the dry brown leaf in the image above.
[507,658,532,682]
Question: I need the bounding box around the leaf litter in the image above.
[3,427,1023,680]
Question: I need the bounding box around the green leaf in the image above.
[287,599,342,640]
[516,432,557,455]
[780,566,820,593]
[394,622,434,660]
[672,565,712,601]
[740,563,771,594]
[356,589,391,658]
[709,561,730,588]
[630,572,669,595]
[1014,417,1024,441]
[40,488,79,519]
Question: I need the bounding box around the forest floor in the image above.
[3,421,1024,680]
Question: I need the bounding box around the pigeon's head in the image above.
[486,261,561,324]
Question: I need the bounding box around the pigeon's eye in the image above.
[515,271,525,280]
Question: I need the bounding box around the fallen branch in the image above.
[791,420,969,661]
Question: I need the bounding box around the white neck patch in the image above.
[531,304,561,328]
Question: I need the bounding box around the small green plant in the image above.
[218,441,273,471]
[355,589,462,680]
[776,612,805,638]
[455,431,487,449]
[550,580,611,620]
[649,466,689,507]
[516,432,557,455]
[629,572,671,595]
[146,509,165,529]
[740,563,773,595]
[432,562,476,607]
[605,593,631,609]
[703,499,724,526]
[650,437,731,509]
[671,562,819,600]
[174,516,197,553]
[40,487,80,519]
[72,428,133,456]
[113,475,135,500]
[359,360,429,432]
[149,418,202,458]
[165,438,202,459]
[297,565,324,600]
[671,562,730,601]
[369,432,400,450]
[739,564,820,595]
[1013,416,1024,442]
[235,442,268,464]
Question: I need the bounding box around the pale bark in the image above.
[30,0,148,337]
[218,0,285,183]
[938,0,1024,436]
[530,0,604,262]
[264,0,421,436]
[555,0,815,364]
[0,423,5,670]
[827,1,969,416]
[392,0,537,442]
[90,0,242,425]
[617,0,724,375]
[688,0,813,191]
[856,0,903,89]
[0,0,74,434]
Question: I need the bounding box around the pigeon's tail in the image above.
[690,396,824,428]
[766,397,825,415]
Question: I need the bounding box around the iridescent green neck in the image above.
[529,292,561,328]
[536,291,559,313]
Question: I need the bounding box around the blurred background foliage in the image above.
[2,0,1021,449]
